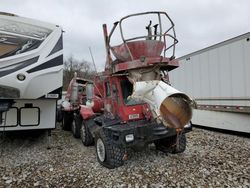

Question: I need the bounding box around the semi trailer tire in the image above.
[72,114,81,138]
[154,134,186,154]
[62,111,73,131]
[95,130,125,169]
[80,120,94,146]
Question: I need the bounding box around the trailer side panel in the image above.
[170,32,250,133]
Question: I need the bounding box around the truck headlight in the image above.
[125,134,134,142]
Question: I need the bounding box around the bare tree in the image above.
[63,56,96,90]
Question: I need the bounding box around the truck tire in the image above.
[62,111,73,131]
[95,130,125,169]
[154,134,186,154]
[56,107,63,122]
[72,114,81,138]
[80,120,94,146]
[171,134,186,154]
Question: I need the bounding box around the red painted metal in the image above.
[65,77,89,101]
[103,24,112,71]
[142,104,153,120]
[92,96,103,113]
[111,40,165,62]
[108,76,145,121]
[102,11,179,74]
[113,57,179,73]
[62,77,92,112]
[80,105,95,120]
[65,11,181,126]
[77,12,180,122]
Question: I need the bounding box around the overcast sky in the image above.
[1,0,250,70]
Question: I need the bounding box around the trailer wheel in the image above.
[95,130,125,169]
[154,134,186,154]
[62,111,73,131]
[72,114,81,138]
[80,120,94,146]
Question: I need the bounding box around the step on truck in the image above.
[61,11,194,168]
[0,12,63,136]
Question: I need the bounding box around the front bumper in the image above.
[103,120,192,147]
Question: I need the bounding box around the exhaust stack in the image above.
[131,80,192,129]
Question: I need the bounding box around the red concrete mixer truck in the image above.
[60,11,193,168]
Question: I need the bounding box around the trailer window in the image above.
[120,79,144,105]
[0,19,51,58]
[0,35,43,58]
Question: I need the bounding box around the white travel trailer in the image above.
[170,32,250,133]
[0,12,63,131]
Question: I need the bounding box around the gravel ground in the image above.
[0,126,249,188]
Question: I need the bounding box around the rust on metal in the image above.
[160,95,192,129]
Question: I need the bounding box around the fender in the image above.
[79,105,95,120]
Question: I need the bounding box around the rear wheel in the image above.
[72,114,81,138]
[154,134,186,154]
[80,120,94,146]
[95,130,125,169]
[171,134,186,154]
[62,111,73,131]
[56,107,63,122]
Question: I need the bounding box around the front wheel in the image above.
[95,130,125,169]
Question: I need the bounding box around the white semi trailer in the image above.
[0,12,63,132]
[170,32,250,133]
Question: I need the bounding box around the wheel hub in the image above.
[96,138,105,162]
